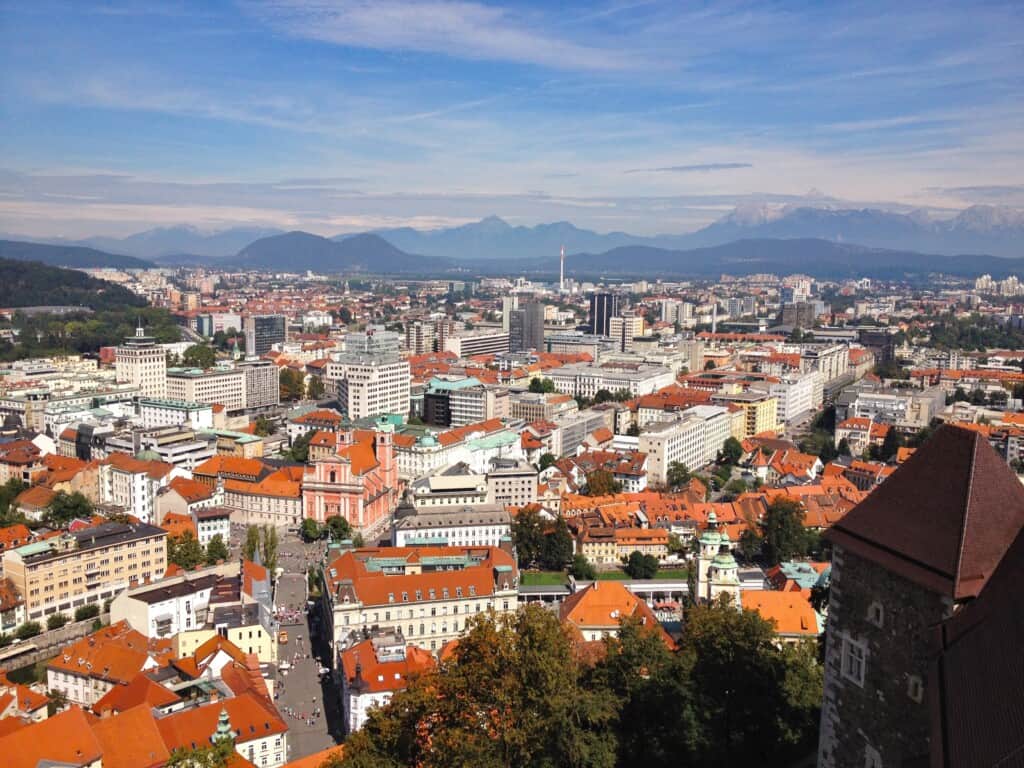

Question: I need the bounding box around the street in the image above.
[272,535,344,761]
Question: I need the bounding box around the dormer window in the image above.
[401,592,408,602]
[469,585,476,596]
[388,593,395,603]
[415,590,422,600]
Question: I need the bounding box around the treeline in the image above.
[334,602,822,768]
[0,258,147,310]
[0,305,180,361]
[926,312,1024,351]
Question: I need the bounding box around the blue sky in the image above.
[1,0,1022,237]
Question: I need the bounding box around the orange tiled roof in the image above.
[90,704,172,768]
[104,452,174,480]
[48,621,174,685]
[284,746,345,768]
[161,512,197,540]
[0,705,103,768]
[559,581,674,648]
[14,485,55,510]
[339,639,435,694]
[155,693,287,751]
[92,672,182,714]
[741,589,819,636]
[0,523,31,549]
[167,476,215,503]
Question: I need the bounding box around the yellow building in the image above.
[711,389,779,437]
[3,522,167,622]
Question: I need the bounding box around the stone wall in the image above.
[817,545,953,767]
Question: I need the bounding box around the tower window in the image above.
[841,634,867,687]
[907,674,923,703]
[867,601,884,628]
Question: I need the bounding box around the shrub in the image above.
[15,621,41,640]
[47,613,68,631]
[75,604,100,622]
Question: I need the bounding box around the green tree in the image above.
[300,517,322,542]
[719,436,744,466]
[47,613,69,630]
[569,554,596,580]
[704,360,717,370]
[253,416,276,436]
[667,533,688,557]
[539,517,573,570]
[665,461,691,489]
[74,604,99,622]
[682,598,822,766]
[0,478,26,526]
[15,621,41,640]
[538,452,557,471]
[205,534,229,565]
[512,506,546,568]
[165,739,235,768]
[286,430,314,462]
[325,515,352,541]
[836,437,851,456]
[169,531,205,570]
[260,525,279,573]
[336,307,353,325]
[46,491,92,527]
[306,375,326,400]
[879,427,902,461]
[181,344,216,369]
[242,525,261,562]
[528,377,556,394]
[624,551,659,579]
[279,368,305,401]
[585,469,621,497]
[724,478,748,496]
[760,498,808,566]
[341,606,618,768]
[738,528,763,562]
[593,388,614,404]
[46,688,68,717]
[626,423,641,437]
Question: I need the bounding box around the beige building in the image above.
[486,458,537,508]
[609,312,646,353]
[115,325,167,398]
[4,521,168,621]
[710,388,779,437]
[167,366,247,412]
[323,545,519,658]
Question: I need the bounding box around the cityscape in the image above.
[0,2,1021,768]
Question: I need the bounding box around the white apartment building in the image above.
[443,330,511,358]
[111,571,219,638]
[138,398,214,430]
[546,364,675,399]
[166,367,247,412]
[392,504,511,548]
[486,458,538,508]
[394,423,522,480]
[99,452,184,524]
[755,372,823,426]
[638,405,731,485]
[194,507,231,547]
[449,385,509,427]
[115,326,167,398]
[326,354,411,420]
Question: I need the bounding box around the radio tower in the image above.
[559,245,565,293]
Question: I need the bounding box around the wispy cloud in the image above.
[626,163,753,174]
[247,0,639,71]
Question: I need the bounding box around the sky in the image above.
[1,0,1022,238]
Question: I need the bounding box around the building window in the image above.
[841,634,867,687]
[867,601,884,628]
[907,675,923,703]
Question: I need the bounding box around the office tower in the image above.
[115,324,167,398]
[589,292,620,336]
[501,295,518,333]
[243,314,286,356]
[509,302,545,352]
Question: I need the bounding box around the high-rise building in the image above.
[509,302,545,352]
[243,314,286,356]
[167,366,247,412]
[500,296,518,333]
[589,292,620,336]
[326,352,411,420]
[608,312,645,353]
[236,358,280,410]
[405,320,435,355]
[115,325,167,398]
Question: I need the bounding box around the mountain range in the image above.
[0,240,153,270]
[235,231,449,273]
[5,204,1023,261]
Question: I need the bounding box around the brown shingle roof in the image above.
[825,426,1024,600]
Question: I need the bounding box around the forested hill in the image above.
[0,258,147,310]
[0,240,154,269]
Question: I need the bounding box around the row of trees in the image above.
[512,508,573,570]
[280,369,326,402]
[300,515,363,546]
[167,531,230,570]
[242,524,280,573]
[336,602,822,768]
